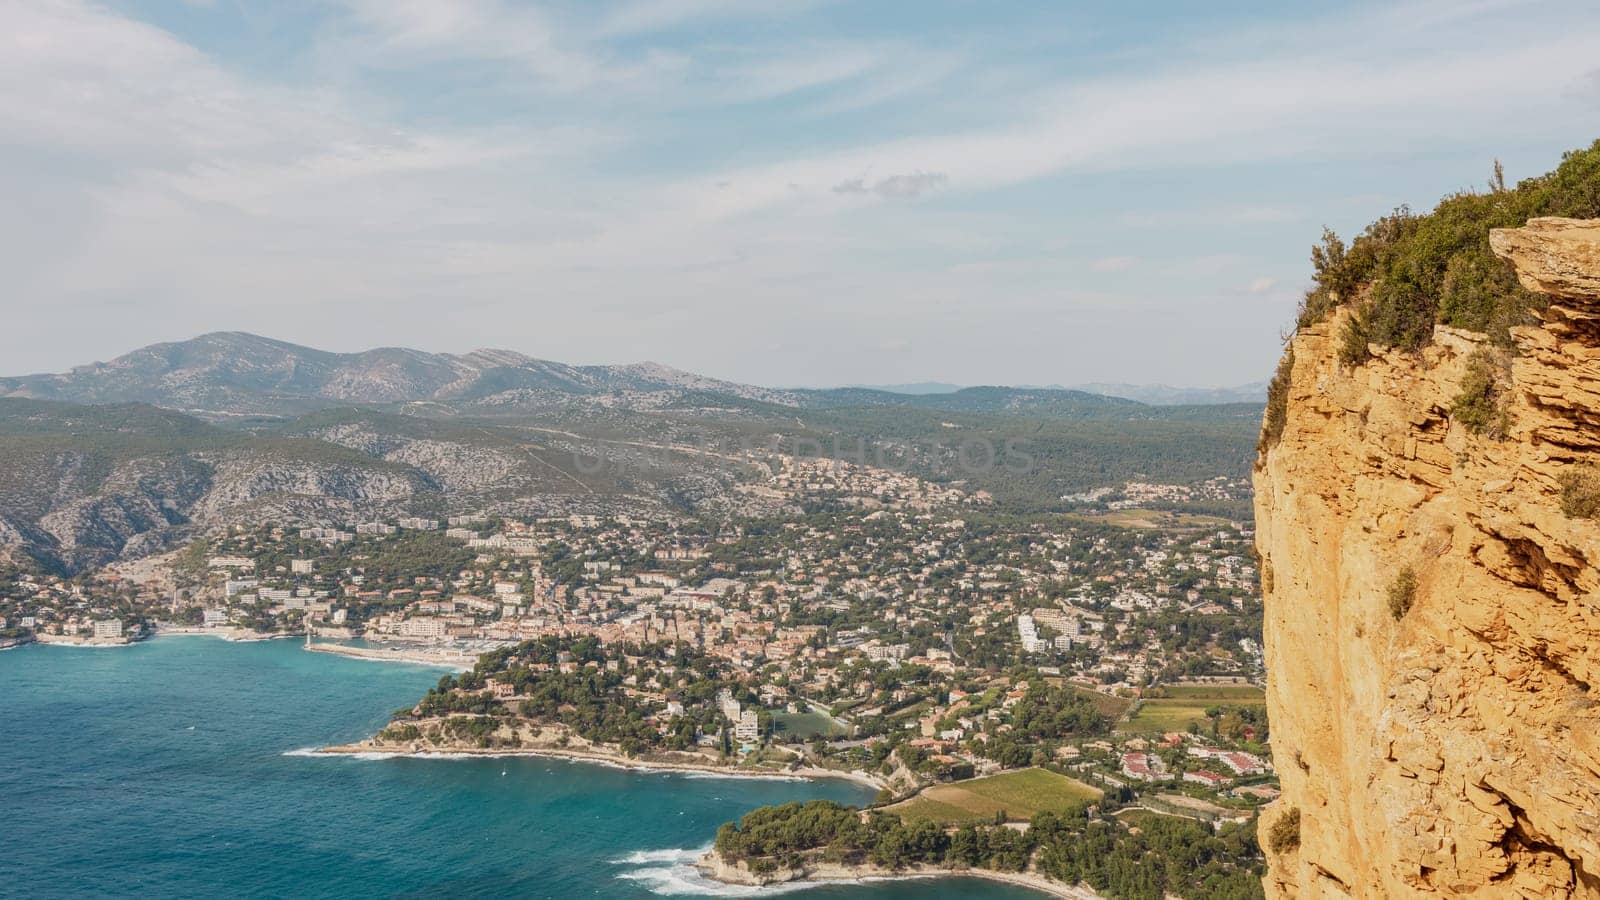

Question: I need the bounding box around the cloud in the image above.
[1120,206,1299,228]
[633,3,1600,228]
[323,0,664,91]
[5,0,1600,389]
[600,0,827,36]
[1091,256,1136,273]
[1247,277,1277,294]
[833,171,948,200]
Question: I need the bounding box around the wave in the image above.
[609,846,709,866]
[280,749,480,761]
[676,771,805,783]
[614,864,814,897]
[608,847,923,897]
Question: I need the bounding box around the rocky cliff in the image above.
[1255,218,1600,897]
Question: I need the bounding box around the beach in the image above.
[303,640,480,669]
[696,849,1104,899]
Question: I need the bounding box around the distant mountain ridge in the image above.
[0,332,799,416]
[839,381,1266,405]
[0,332,1259,419]
[1060,382,1267,405]
[841,382,966,395]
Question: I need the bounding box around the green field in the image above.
[888,768,1102,825]
[1160,684,1265,701]
[1071,686,1136,720]
[1116,684,1265,734]
[771,710,850,740]
[1115,808,1194,828]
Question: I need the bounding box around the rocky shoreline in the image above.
[695,847,1103,898]
[33,631,140,647]
[316,723,887,789]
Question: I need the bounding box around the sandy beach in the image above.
[303,641,480,669]
[695,851,1104,899]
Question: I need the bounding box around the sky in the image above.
[4,0,1599,389]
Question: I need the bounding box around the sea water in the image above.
[0,638,1046,898]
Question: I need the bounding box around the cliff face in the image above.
[1255,218,1600,898]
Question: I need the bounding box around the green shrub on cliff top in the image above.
[1297,140,1600,354]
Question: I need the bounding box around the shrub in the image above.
[1267,807,1301,855]
[1337,311,1372,367]
[1258,349,1296,457]
[1450,348,1511,438]
[378,723,422,742]
[1387,567,1418,620]
[1294,141,1600,356]
[1558,466,1600,519]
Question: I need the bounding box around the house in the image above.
[1183,770,1232,789]
[1216,751,1269,776]
[1120,752,1165,782]
[92,619,123,639]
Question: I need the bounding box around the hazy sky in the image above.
[5,0,1599,388]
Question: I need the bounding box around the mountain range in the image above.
[0,332,797,417]
[2,332,1265,417]
[0,333,1264,574]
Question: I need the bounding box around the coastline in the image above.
[153,627,295,643]
[303,640,479,670]
[695,850,1103,899]
[314,733,887,789]
[32,632,141,648]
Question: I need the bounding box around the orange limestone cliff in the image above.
[1254,218,1600,899]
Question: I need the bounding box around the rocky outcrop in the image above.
[1255,218,1600,897]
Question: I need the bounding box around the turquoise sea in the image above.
[0,638,1048,899]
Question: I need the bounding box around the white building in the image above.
[734,709,761,743]
[398,617,448,639]
[225,578,260,597]
[92,619,123,639]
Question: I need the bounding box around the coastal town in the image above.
[1,452,1273,834]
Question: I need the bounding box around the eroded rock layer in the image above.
[1256,218,1600,898]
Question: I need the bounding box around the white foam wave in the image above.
[614,864,809,896]
[676,771,805,783]
[609,846,709,866]
[609,848,925,897]
[280,749,481,761]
